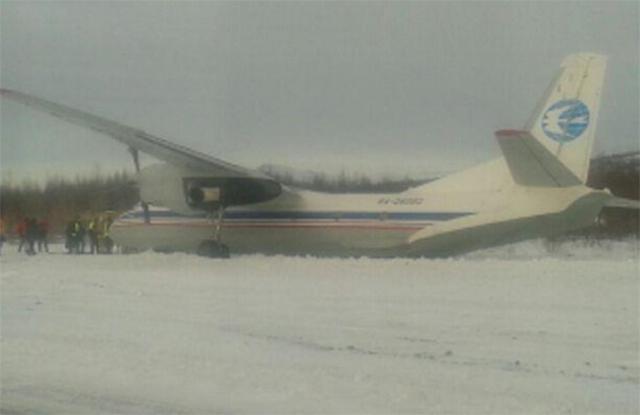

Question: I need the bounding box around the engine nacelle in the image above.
[183,177,281,210]
[138,163,282,214]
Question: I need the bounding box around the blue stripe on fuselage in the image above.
[120,210,474,222]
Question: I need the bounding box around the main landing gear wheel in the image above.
[197,240,230,258]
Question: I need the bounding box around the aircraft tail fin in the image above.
[521,53,607,184]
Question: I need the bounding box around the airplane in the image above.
[1,53,633,258]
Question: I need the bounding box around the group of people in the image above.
[65,215,114,254]
[0,214,115,256]
[15,217,50,255]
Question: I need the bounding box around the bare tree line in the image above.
[258,165,435,193]
[1,152,637,237]
[1,171,138,235]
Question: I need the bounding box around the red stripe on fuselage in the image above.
[111,221,428,231]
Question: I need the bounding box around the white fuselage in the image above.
[111,190,481,256]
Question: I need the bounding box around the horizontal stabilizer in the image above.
[604,197,640,210]
[495,129,582,187]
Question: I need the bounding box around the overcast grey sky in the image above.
[1,1,638,183]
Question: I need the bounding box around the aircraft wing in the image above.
[0,88,269,178]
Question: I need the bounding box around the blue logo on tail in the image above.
[541,99,590,143]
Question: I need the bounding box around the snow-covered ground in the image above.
[1,239,638,414]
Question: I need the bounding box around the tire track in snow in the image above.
[224,326,639,386]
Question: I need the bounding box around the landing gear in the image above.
[197,240,230,258]
[197,205,230,258]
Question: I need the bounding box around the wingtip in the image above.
[0,88,17,97]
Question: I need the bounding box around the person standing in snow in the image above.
[37,218,50,253]
[88,216,100,254]
[15,217,27,253]
[65,217,83,254]
[65,220,75,253]
[0,217,5,255]
[25,217,39,255]
[101,215,114,254]
[77,219,87,254]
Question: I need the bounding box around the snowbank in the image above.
[1,240,638,414]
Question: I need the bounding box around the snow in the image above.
[1,240,639,414]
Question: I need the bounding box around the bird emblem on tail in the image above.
[541,99,590,143]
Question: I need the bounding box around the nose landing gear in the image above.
[197,239,229,258]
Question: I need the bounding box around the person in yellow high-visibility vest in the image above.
[88,216,101,254]
[101,215,114,254]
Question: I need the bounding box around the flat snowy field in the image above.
[1,240,639,414]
